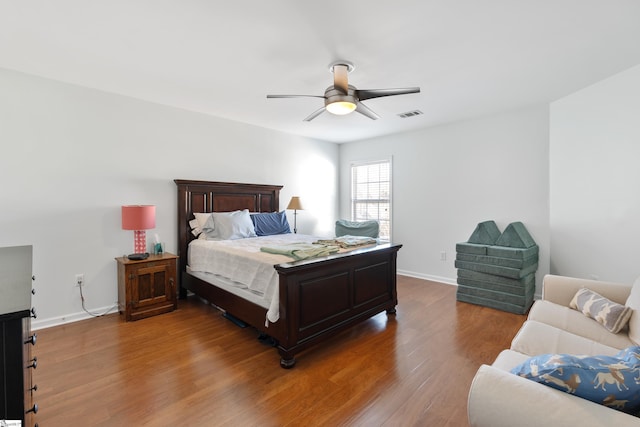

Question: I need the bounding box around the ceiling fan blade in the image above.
[267,94,325,99]
[303,106,326,122]
[332,64,349,94]
[355,101,380,120]
[357,87,420,101]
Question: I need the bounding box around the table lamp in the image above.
[286,197,304,234]
[122,205,156,259]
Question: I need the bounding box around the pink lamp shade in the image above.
[122,205,156,254]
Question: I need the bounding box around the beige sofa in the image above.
[468,274,640,426]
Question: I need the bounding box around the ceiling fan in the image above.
[267,61,420,121]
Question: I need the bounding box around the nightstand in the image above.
[116,253,178,321]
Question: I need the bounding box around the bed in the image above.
[175,179,402,368]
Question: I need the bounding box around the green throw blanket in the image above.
[260,243,339,260]
[315,235,377,248]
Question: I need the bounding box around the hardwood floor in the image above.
[32,276,525,426]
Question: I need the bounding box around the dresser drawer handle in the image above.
[25,333,37,345]
[26,403,38,414]
[31,307,37,318]
[27,357,37,370]
[29,384,38,393]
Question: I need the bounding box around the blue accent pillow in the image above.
[250,211,291,236]
[511,346,640,413]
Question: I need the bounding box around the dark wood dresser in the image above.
[0,245,38,426]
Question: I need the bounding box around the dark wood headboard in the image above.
[174,179,283,275]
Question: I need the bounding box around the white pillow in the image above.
[190,213,213,237]
[189,219,200,237]
[202,210,257,240]
[194,212,213,229]
[570,288,632,333]
[626,277,640,344]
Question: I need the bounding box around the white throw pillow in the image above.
[570,288,632,333]
[202,210,256,240]
[188,212,214,238]
[193,212,213,230]
[625,276,640,344]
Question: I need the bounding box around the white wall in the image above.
[550,64,640,284]
[0,68,339,328]
[340,105,551,295]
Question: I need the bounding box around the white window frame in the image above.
[350,158,392,241]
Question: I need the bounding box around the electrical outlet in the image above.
[440,251,447,261]
[75,274,84,287]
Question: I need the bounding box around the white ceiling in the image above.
[1,1,640,143]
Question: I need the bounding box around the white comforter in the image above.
[188,234,321,324]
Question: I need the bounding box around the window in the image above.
[351,159,392,241]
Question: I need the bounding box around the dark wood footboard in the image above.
[274,243,401,367]
[180,243,401,368]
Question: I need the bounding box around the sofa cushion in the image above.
[467,220,501,245]
[454,259,538,279]
[455,242,488,255]
[492,349,531,371]
[495,221,536,248]
[511,320,621,357]
[570,288,632,333]
[486,244,539,260]
[528,300,634,350]
[625,277,640,345]
[511,346,640,414]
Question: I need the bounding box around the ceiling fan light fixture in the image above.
[267,60,420,121]
[326,100,356,115]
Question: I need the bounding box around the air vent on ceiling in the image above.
[397,110,423,119]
